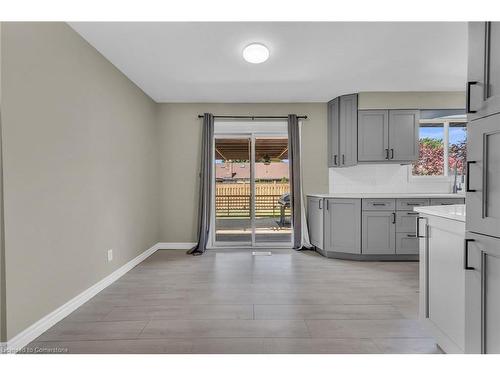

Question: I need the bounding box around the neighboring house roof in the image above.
[216,162,289,180]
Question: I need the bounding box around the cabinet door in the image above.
[388,110,419,162]
[358,110,389,161]
[466,113,500,238]
[395,233,418,255]
[396,211,420,233]
[324,199,361,254]
[429,198,465,206]
[339,94,358,167]
[307,197,324,249]
[467,22,500,120]
[465,233,500,354]
[327,98,340,167]
[361,211,396,254]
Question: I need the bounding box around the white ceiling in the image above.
[69,22,467,103]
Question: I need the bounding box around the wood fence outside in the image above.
[215,183,290,217]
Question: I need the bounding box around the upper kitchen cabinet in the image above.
[358,109,419,163]
[466,111,500,238]
[358,110,389,161]
[467,22,500,121]
[327,94,358,167]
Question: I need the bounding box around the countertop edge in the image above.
[414,204,466,223]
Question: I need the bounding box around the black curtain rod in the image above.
[197,115,308,120]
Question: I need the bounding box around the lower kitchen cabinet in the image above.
[307,195,464,260]
[465,232,500,354]
[418,212,466,353]
[361,211,396,254]
[307,196,324,249]
[395,233,418,255]
[324,199,361,254]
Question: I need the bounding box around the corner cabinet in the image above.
[328,94,358,167]
[467,22,500,120]
[358,109,419,163]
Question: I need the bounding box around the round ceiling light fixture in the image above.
[242,43,270,64]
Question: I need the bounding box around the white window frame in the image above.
[408,116,467,183]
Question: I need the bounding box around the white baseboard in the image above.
[4,242,160,354]
[156,242,197,250]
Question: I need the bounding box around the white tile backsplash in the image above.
[329,164,454,194]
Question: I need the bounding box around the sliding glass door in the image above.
[214,137,252,245]
[254,137,291,244]
[213,130,292,248]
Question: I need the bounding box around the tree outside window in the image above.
[412,111,467,178]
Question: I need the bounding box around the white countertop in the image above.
[307,193,466,199]
[414,204,466,222]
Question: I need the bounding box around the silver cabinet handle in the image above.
[319,200,322,210]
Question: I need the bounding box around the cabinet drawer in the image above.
[396,211,419,233]
[396,198,430,211]
[429,198,465,206]
[396,233,419,255]
[362,198,395,211]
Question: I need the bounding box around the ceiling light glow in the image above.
[242,43,270,64]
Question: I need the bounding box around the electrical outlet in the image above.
[107,249,113,262]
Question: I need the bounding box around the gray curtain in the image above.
[288,114,311,250]
[188,113,214,255]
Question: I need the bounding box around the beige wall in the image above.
[157,103,328,242]
[358,91,465,109]
[1,23,160,340]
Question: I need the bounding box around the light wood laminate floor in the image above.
[24,249,441,354]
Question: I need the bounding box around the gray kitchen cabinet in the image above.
[396,211,420,233]
[419,212,466,353]
[465,232,500,353]
[327,97,340,167]
[396,198,430,211]
[358,109,419,163]
[362,198,395,211]
[307,196,324,249]
[328,94,358,167]
[388,110,420,161]
[358,110,389,161]
[362,211,396,254]
[467,22,500,120]
[324,198,361,254]
[339,94,358,167]
[395,233,419,255]
[429,198,465,206]
[466,112,500,238]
